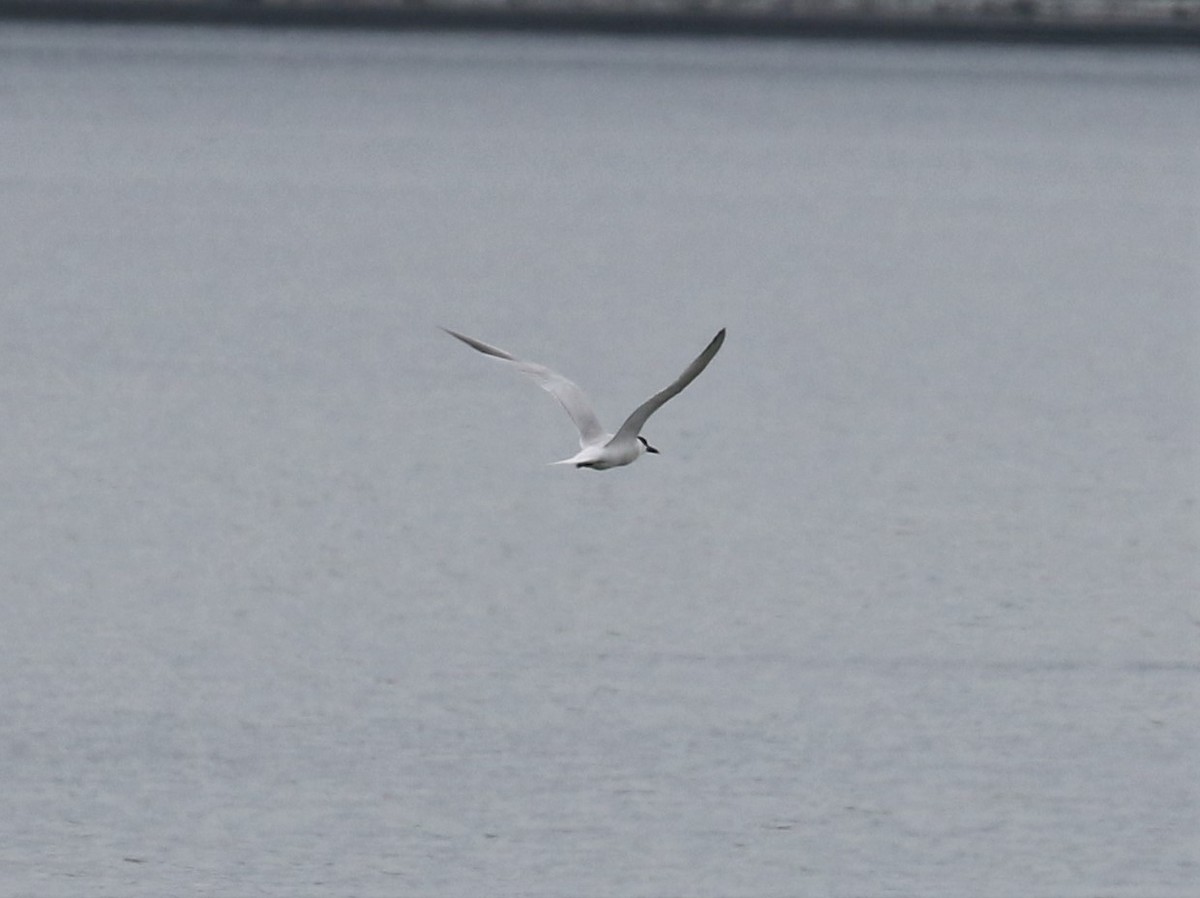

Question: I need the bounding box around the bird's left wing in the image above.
[442,328,608,446]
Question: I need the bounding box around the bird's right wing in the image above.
[613,328,726,442]
[442,328,608,446]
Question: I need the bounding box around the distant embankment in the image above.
[2,0,1198,44]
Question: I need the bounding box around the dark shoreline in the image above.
[3,0,1198,46]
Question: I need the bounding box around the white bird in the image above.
[443,326,726,470]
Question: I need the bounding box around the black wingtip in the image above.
[441,326,480,353]
[440,327,520,363]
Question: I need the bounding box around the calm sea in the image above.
[1,23,1196,896]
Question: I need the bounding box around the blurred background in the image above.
[3,0,1200,38]
[1,10,1196,898]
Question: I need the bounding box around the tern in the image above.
[443,326,726,469]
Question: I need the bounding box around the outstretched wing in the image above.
[613,328,725,442]
[442,328,608,446]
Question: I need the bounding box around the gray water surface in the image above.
[1,24,1197,897]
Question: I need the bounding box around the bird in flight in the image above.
[443,326,725,470]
